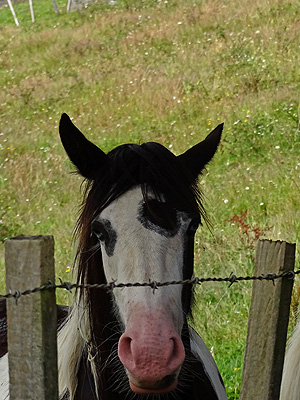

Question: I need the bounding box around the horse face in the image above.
[93,187,198,394]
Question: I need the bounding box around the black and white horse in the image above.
[0,114,227,400]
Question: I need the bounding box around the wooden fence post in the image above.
[240,239,296,400]
[5,235,58,400]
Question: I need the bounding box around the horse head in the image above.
[59,113,223,397]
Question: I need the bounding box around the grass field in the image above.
[0,0,299,397]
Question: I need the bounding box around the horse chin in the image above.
[129,378,178,395]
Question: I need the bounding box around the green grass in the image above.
[1,0,300,398]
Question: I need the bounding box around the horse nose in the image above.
[118,330,185,393]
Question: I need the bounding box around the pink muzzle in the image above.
[118,315,185,394]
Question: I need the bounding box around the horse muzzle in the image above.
[118,319,185,395]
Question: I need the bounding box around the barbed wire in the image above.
[1,268,299,301]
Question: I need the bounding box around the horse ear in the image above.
[59,113,108,179]
[178,123,223,179]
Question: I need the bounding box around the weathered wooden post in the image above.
[5,235,58,400]
[240,239,296,400]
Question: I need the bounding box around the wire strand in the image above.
[1,268,299,300]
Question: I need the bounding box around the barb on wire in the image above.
[0,268,299,301]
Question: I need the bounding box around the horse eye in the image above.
[187,219,200,236]
[91,221,108,242]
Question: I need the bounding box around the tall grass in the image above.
[0,0,299,397]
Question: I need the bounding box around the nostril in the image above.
[118,334,134,367]
[167,337,185,369]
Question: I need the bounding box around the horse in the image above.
[0,113,227,400]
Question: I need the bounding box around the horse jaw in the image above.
[97,187,191,393]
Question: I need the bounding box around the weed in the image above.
[226,210,273,250]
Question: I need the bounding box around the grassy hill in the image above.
[0,0,299,397]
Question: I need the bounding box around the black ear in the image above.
[59,113,108,179]
[178,123,223,179]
